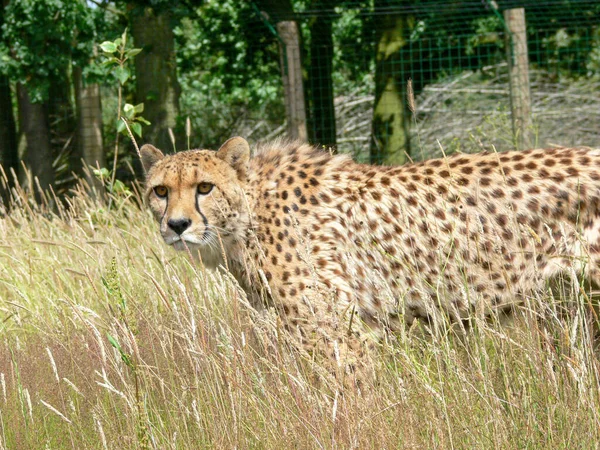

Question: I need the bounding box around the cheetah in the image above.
[141,137,600,380]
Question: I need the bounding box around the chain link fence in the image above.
[246,0,600,164]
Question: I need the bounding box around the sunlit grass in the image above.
[1,174,600,449]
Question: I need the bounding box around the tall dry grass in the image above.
[1,171,600,449]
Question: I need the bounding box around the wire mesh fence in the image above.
[1,0,598,179]
[246,0,600,164]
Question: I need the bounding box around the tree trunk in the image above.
[74,66,105,179]
[370,2,410,165]
[308,0,336,149]
[0,1,18,185]
[131,6,181,151]
[0,75,18,178]
[17,83,53,193]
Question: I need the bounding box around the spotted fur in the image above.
[141,137,600,378]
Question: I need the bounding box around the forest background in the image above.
[1,0,599,198]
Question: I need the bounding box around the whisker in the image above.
[207,224,229,234]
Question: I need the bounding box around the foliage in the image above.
[95,29,145,198]
[100,32,148,138]
[538,26,600,76]
[331,3,376,93]
[0,0,100,102]
[174,0,283,148]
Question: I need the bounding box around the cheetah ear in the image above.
[140,144,164,174]
[216,136,250,180]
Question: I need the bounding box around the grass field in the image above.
[2,176,600,449]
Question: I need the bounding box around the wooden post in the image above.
[74,67,105,168]
[276,21,307,141]
[504,7,532,150]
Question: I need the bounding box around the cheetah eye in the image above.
[197,182,214,195]
[154,186,168,198]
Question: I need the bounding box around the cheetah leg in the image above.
[582,218,600,288]
[278,297,376,390]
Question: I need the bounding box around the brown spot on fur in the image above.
[525,161,537,170]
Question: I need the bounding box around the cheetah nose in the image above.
[167,218,192,235]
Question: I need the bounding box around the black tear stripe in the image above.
[160,196,169,227]
[195,194,209,228]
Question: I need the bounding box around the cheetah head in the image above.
[140,137,251,267]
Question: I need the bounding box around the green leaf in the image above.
[133,103,144,114]
[137,116,151,126]
[131,122,142,137]
[101,57,119,67]
[100,41,117,53]
[106,333,133,368]
[113,180,123,192]
[113,180,130,195]
[113,66,130,85]
[93,168,111,178]
[123,103,135,119]
[106,333,121,351]
[116,119,126,133]
[126,48,142,58]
